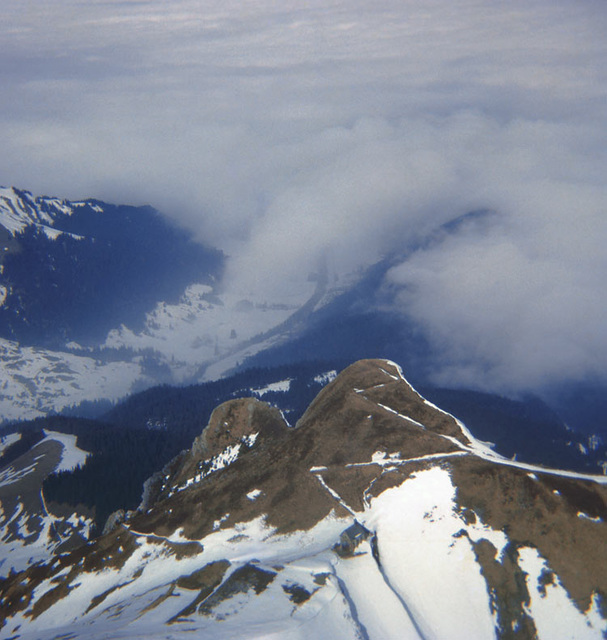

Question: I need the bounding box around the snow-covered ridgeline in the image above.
[375,360,607,484]
[0,186,100,236]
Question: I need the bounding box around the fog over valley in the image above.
[1,0,606,395]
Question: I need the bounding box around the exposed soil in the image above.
[471,538,537,640]
[169,560,231,622]
[450,456,607,614]
[198,563,277,617]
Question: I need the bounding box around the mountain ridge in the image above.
[1,359,605,639]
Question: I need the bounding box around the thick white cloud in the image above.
[1,0,606,392]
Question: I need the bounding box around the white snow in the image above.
[0,187,80,237]
[333,540,423,639]
[0,431,21,456]
[365,466,498,640]
[104,281,316,384]
[41,430,89,472]
[0,493,94,577]
[246,489,263,501]
[242,432,259,447]
[251,379,292,396]
[314,370,338,385]
[0,337,141,422]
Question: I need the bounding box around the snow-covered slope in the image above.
[0,337,143,422]
[0,431,93,577]
[1,359,605,639]
[103,279,318,384]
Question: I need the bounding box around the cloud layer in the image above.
[1,0,606,393]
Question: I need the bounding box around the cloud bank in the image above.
[1,0,606,393]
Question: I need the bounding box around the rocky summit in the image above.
[0,359,606,639]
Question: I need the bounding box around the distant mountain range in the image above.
[0,360,605,639]
[0,186,606,443]
[0,186,224,347]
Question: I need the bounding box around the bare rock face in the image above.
[139,397,289,512]
[1,359,606,640]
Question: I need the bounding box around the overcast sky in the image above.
[1,0,606,394]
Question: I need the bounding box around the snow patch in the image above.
[0,432,21,456]
[42,430,89,472]
[251,379,292,396]
[577,512,602,523]
[314,370,338,385]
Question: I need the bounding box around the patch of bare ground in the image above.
[162,539,203,559]
[282,581,314,604]
[470,538,537,640]
[296,359,470,446]
[450,456,607,616]
[318,465,382,512]
[84,582,132,615]
[197,564,277,618]
[168,560,231,622]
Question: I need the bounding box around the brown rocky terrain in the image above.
[0,359,605,639]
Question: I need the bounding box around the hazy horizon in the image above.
[1,0,606,395]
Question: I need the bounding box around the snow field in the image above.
[104,282,316,381]
[365,466,498,640]
[0,337,142,422]
[333,540,423,639]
